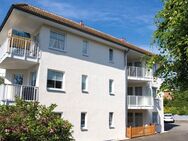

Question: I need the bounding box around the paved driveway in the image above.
[126,121,188,141]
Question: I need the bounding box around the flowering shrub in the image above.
[0,99,73,141]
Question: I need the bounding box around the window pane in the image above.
[13,74,23,85]
[55,81,62,89]
[109,49,113,61]
[109,112,113,127]
[135,87,142,96]
[81,113,86,128]
[49,31,65,50]
[109,79,114,93]
[47,70,64,89]
[47,80,55,88]
[83,41,88,55]
[128,87,133,95]
[82,75,87,91]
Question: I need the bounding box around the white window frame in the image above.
[82,40,89,56]
[109,112,114,128]
[82,75,88,93]
[47,69,65,92]
[109,79,115,95]
[81,112,87,131]
[109,48,114,63]
[49,31,66,52]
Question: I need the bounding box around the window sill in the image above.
[49,47,67,53]
[109,126,115,129]
[81,127,88,131]
[82,90,89,94]
[109,93,115,96]
[82,54,89,57]
[47,88,66,93]
[109,61,114,64]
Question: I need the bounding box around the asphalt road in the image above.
[126,121,188,141]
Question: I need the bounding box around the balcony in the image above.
[0,35,39,69]
[127,66,153,81]
[127,95,154,109]
[0,84,39,104]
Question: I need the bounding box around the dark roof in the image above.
[0,3,154,56]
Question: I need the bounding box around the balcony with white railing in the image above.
[0,84,39,104]
[0,35,39,69]
[127,95,154,109]
[127,66,153,81]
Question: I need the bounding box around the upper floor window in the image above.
[135,87,142,96]
[109,79,114,95]
[82,40,89,56]
[109,112,114,128]
[128,87,133,95]
[82,75,88,92]
[152,87,157,97]
[49,31,65,51]
[81,112,87,130]
[109,49,114,62]
[47,70,64,90]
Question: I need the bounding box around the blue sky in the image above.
[0,0,163,53]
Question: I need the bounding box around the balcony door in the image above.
[135,113,143,126]
[30,71,37,86]
[135,87,142,96]
[134,62,142,77]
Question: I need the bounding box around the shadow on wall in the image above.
[164,123,179,131]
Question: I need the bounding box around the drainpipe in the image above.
[124,49,129,138]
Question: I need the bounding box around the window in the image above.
[47,70,64,90]
[82,40,89,56]
[152,112,158,124]
[152,87,157,97]
[13,74,23,85]
[109,112,114,128]
[109,49,113,62]
[49,31,65,51]
[135,113,143,126]
[128,87,133,95]
[128,113,134,127]
[82,75,88,92]
[135,87,142,96]
[81,112,87,130]
[54,112,63,118]
[109,79,114,95]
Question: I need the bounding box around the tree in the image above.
[149,0,188,91]
[0,99,73,141]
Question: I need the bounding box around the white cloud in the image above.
[37,0,123,23]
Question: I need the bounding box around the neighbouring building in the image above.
[0,4,164,141]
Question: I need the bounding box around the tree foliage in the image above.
[0,99,73,141]
[164,90,188,114]
[149,0,188,91]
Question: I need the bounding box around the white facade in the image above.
[0,4,164,141]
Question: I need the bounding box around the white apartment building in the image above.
[0,4,164,141]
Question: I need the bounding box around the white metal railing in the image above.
[127,66,153,79]
[0,84,39,102]
[0,36,39,60]
[127,95,153,108]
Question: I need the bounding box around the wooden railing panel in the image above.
[126,124,156,139]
